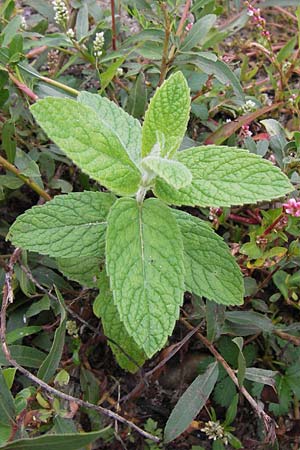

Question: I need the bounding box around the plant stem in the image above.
[0,155,51,201]
[39,75,79,96]
[158,2,171,86]
[111,0,117,50]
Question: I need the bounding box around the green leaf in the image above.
[57,256,102,288]
[106,197,185,357]
[0,428,110,450]
[30,98,141,195]
[93,271,146,373]
[127,72,147,119]
[0,370,15,427]
[8,191,115,258]
[2,369,16,390]
[75,3,89,40]
[0,346,46,368]
[78,91,142,167]
[141,72,190,158]
[223,311,274,335]
[180,14,217,51]
[6,326,42,344]
[224,394,239,426]
[190,55,245,101]
[155,146,293,207]
[37,287,66,382]
[173,210,243,305]
[164,362,219,443]
[99,57,125,93]
[232,337,246,386]
[26,295,50,320]
[244,368,277,387]
[142,156,192,189]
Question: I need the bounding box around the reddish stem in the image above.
[8,73,38,102]
[228,213,260,225]
[260,212,285,238]
[111,0,117,50]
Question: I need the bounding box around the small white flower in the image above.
[117,67,123,77]
[21,16,28,30]
[52,0,69,27]
[66,28,75,39]
[93,31,105,57]
[240,99,257,113]
[201,421,229,445]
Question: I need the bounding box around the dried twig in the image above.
[0,250,159,443]
[180,316,277,444]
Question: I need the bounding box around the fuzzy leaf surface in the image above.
[155,145,293,207]
[78,91,142,166]
[106,197,185,357]
[93,271,146,372]
[9,192,115,258]
[174,210,243,305]
[57,256,102,288]
[31,98,141,195]
[142,156,192,189]
[141,72,190,158]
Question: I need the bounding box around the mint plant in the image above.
[8,72,293,372]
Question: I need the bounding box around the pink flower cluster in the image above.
[283,198,300,217]
[245,1,271,40]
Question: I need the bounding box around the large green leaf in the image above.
[0,428,109,450]
[106,198,185,357]
[78,92,142,167]
[174,210,243,305]
[164,361,219,443]
[37,287,66,382]
[141,72,190,158]
[142,156,192,189]
[155,146,293,207]
[9,192,115,258]
[57,256,102,288]
[93,271,146,372]
[31,99,141,195]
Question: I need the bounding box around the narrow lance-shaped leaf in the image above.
[142,156,192,190]
[155,145,293,207]
[37,287,66,382]
[164,361,219,443]
[141,72,190,158]
[174,210,244,305]
[78,91,142,167]
[8,191,115,258]
[31,98,141,196]
[93,271,146,373]
[106,197,185,357]
[0,428,110,450]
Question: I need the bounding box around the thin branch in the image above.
[158,2,171,86]
[111,0,117,50]
[0,155,51,202]
[0,251,159,443]
[180,316,277,444]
